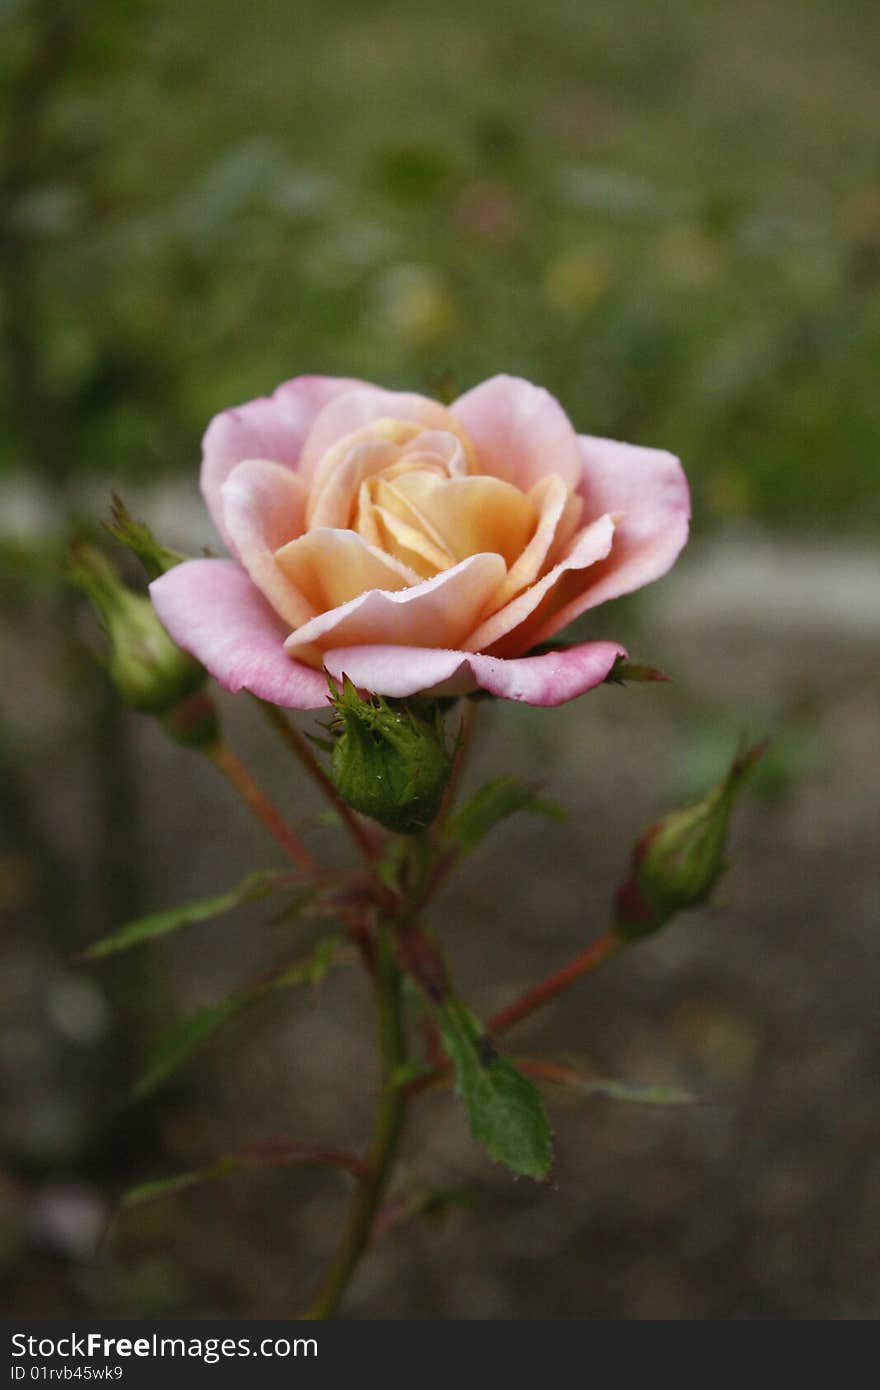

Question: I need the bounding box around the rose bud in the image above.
[327,676,453,834]
[613,742,766,941]
[104,493,184,579]
[67,543,205,714]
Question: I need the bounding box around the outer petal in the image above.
[201,375,363,550]
[222,460,314,628]
[572,434,690,612]
[452,375,583,492]
[509,435,691,652]
[323,640,626,706]
[150,559,329,709]
[284,553,507,666]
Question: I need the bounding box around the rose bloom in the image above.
[151,375,689,708]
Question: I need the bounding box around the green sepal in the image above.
[442,775,566,858]
[104,493,185,579]
[325,676,454,834]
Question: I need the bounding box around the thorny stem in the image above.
[258,701,384,873]
[304,922,408,1319]
[207,739,320,877]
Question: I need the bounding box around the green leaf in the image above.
[121,1139,363,1210]
[436,999,553,1180]
[121,1161,238,1209]
[577,1078,696,1106]
[83,870,289,960]
[133,936,341,1098]
[531,1065,697,1107]
[442,776,565,858]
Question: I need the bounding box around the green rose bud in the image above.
[103,493,185,580]
[67,543,205,714]
[613,742,765,941]
[326,676,454,834]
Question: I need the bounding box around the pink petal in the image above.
[452,375,583,492]
[222,460,314,628]
[570,434,691,613]
[299,387,471,482]
[284,553,507,666]
[201,375,363,550]
[150,559,330,709]
[324,640,626,706]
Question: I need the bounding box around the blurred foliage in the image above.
[1,0,879,531]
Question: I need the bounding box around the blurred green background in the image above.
[1,0,879,1321]
[2,0,880,529]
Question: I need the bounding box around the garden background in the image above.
[1,0,878,1319]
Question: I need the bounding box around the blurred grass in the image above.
[1,0,879,530]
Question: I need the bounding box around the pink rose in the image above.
[151,375,689,708]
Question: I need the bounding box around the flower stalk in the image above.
[304,921,408,1319]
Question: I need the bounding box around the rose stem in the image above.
[485,929,622,1035]
[207,738,319,877]
[257,701,382,872]
[398,699,479,923]
[304,921,408,1319]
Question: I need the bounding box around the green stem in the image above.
[304,922,408,1319]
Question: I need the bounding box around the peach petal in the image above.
[221,460,315,628]
[488,473,572,609]
[371,500,455,577]
[306,435,405,530]
[384,471,536,567]
[201,375,362,550]
[399,429,471,477]
[284,552,507,666]
[300,388,474,482]
[463,513,616,653]
[275,528,419,612]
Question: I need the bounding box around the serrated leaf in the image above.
[442,776,565,858]
[133,936,341,1098]
[83,869,289,960]
[436,999,552,1180]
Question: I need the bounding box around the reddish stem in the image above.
[208,739,319,877]
[259,702,384,873]
[486,930,622,1035]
